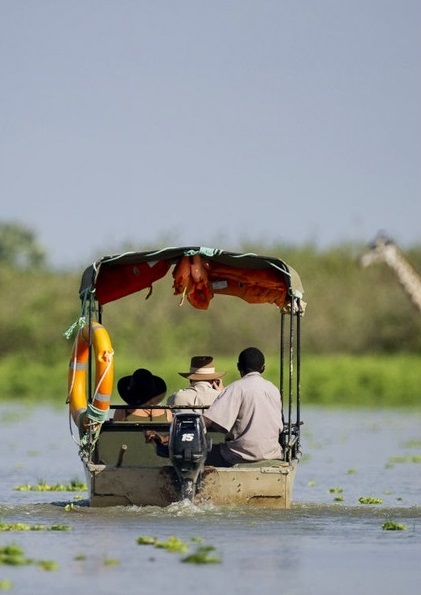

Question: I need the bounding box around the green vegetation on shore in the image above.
[0,352,419,408]
[1,223,420,408]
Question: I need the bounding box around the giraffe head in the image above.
[360,232,396,267]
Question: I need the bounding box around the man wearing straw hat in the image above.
[167,355,225,413]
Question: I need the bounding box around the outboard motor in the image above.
[168,412,211,501]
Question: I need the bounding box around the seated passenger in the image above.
[166,355,225,412]
[113,368,172,422]
[203,347,284,467]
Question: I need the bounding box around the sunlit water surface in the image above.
[1,404,420,594]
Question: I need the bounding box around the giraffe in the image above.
[360,232,421,314]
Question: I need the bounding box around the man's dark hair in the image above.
[237,347,265,374]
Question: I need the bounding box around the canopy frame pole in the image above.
[295,297,302,453]
[280,311,285,425]
[287,300,294,462]
[280,294,302,463]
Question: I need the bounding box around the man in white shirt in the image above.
[167,355,225,412]
[203,347,283,467]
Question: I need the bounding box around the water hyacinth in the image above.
[135,535,222,563]
[136,536,157,545]
[103,558,120,566]
[182,545,222,565]
[382,521,407,531]
[0,544,58,570]
[358,497,383,505]
[0,522,70,532]
[13,480,87,492]
[0,544,26,565]
[154,536,189,553]
[38,560,58,571]
[388,455,421,464]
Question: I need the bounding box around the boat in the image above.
[66,246,305,508]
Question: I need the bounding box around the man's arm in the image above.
[203,416,227,433]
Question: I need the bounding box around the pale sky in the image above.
[1,1,420,268]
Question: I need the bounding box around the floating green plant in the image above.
[346,468,357,474]
[329,487,343,493]
[14,479,87,492]
[38,560,58,571]
[103,558,120,566]
[0,545,29,566]
[308,480,316,487]
[0,523,43,531]
[74,554,87,561]
[64,504,74,512]
[358,497,382,505]
[0,545,58,570]
[66,479,88,491]
[382,521,407,531]
[334,496,345,502]
[182,545,221,565]
[136,535,222,563]
[0,522,70,532]
[1,556,27,566]
[400,439,421,449]
[388,455,421,464]
[154,536,189,553]
[0,579,13,591]
[0,545,23,556]
[136,535,157,545]
[136,534,189,551]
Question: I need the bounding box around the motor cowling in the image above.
[168,412,211,500]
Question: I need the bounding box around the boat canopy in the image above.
[79,246,304,311]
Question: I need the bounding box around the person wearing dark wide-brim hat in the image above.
[166,356,225,413]
[113,368,172,422]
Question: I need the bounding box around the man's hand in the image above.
[212,378,224,391]
[145,430,169,445]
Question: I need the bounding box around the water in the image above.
[1,404,420,594]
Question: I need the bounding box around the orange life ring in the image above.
[68,322,114,432]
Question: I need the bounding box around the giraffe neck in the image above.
[382,245,421,313]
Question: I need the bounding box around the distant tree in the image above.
[0,222,46,268]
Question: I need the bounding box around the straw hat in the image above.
[178,356,225,381]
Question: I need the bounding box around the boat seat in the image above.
[93,421,172,467]
[93,422,226,467]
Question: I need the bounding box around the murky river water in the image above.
[1,404,420,594]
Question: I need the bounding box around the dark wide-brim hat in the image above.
[178,356,225,381]
[117,368,167,407]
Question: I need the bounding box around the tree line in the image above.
[1,222,421,366]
